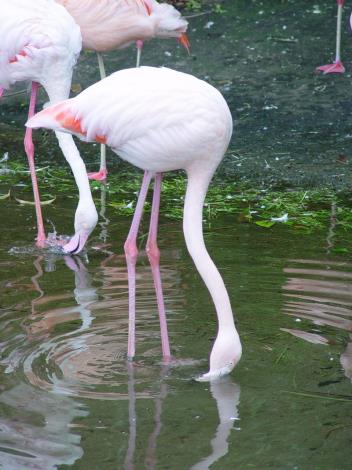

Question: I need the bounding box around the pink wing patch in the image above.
[56,107,107,144]
[9,49,28,64]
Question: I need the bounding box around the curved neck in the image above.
[44,79,95,207]
[183,167,235,333]
[54,131,93,204]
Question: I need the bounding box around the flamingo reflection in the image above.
[191,378,241,470]
[0,383,87,469]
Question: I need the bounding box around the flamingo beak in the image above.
[62,230,89,255]
[178,33,190,54]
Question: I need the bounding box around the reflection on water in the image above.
[0,383,87,469]
[0,244,242,468]
[7,250,184,399]
[282,258,352,380]
[191,379,241,470]
[2,215,352,467]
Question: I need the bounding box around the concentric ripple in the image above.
[1,251,186,400]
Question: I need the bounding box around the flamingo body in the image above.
[0,0,98,253]
[27,66,242,380]
[56,0,188,52]
[0,0,81,90]
[56,0,189,181]
[38,67,232,173]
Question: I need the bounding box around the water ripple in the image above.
[281,258,352,379]
[1,252,185,400]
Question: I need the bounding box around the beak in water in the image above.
[178,33,190,54]
[63,230,89,255]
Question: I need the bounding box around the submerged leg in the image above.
[88,52,107,181]
[24,82,46,247]
[136,40,143,68]
[146,173,171,359]
[124,171,153,359]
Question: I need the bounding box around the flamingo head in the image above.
[197,327,242,382]
[62,200,98,255]
[152,3,189,50]
[26,104,99,255]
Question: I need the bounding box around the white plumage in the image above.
[0,0,81,92]
[27,66,241,380]
[28,67,233,172]
[55,0,188,52]
[0,0,97,252]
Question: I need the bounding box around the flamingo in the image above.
[56,0,189,181]
[316,0,345,74]
[0,0,98,253]
[26,66,242,380]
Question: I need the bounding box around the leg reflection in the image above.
[124,362,137,470]
[144,365,170,469]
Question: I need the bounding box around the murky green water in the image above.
[1,0,352,468]
[1,195,352,469]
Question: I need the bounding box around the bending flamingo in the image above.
[56,0,189,181]
[0,0,97,252]
[27,66,242,380]
[316,0,345,74]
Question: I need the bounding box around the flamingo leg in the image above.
[24,82,46,247]
[146,173,171,360]
[316,0,345,74]
[0,87,4,98]
[87,52,107,181]
[124,170,153,359]
[136,40,144,68]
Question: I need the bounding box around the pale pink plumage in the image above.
[27,66,242,380]
[0,0,98,252]
[56,0,189,181]
[56,0,188,52]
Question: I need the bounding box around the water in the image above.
[0,188,352,469]
[1,0,352,468]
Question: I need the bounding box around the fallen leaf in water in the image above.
[0,190,10,200]
[336,154,348,164]
[71,83,82,93]
[15,196,56,205]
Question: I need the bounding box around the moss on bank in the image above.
[1,160,352,252]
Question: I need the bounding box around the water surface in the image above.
[1,0,352,468]
[0,191,352,468]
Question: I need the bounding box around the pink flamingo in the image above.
[27,66,242,380]
[56,0,189,181]
[0,0,98,253]
[316,0,345,74]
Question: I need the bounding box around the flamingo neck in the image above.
[183,167,236,333]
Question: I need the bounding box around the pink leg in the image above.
[316,0,345,74]
[0,88,4,98]
[124,170,153,359]
[24,82,46,247]
[87,168,107,181]
[146,173,171,360]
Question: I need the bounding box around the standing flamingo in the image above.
[316,0,345,74]
[0,0,98,252]
[56,0,189,181]
[27,66,242,380]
